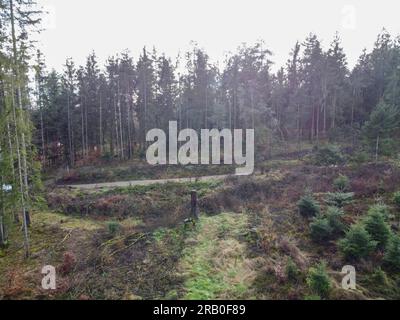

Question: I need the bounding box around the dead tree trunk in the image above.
[67,91,74,166]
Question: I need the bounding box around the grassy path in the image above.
[178,212,257,299]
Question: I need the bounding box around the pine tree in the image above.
[326,34,348,131]
[33,50,46,166]
[300,34,325,141]
[63,58,76,167]
[1,0,43,257]
[384,234,400,270]
[136,47,155,152]
[362,101,399,161]
[156,54,177,132]
[286,42,302,143]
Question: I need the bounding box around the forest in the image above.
[1,0,400,301]
[30,31,400,168]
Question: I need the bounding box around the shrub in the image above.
[333,174,350,192]
[362,101,399,159]
[278,237,308,270]
[383,235,400,270]
[370,268,389,286]
[233,179,270,200]
[364,205,391,248]
[351,150,370,165]
[107,221,121,236]
[310,217,333,243]
[312,144,344,166]
[325,206,346,234]
[286,258,300,282]
[59,251,76,274]
[338,224,377,260]
[378,138,398,157]
[325,192,354,208]
[298,194,320,217]
[306,262,332,298]
[367,204,389,216]
[393,191,400,208]
[309,207,345,243]
[101,151,114,162]
[94,195,130,216]
[327,125,356,142]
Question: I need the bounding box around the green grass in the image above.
[34,211,104,231]
[178,212,255,300]
[102,180,223,197]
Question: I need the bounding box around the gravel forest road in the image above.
[64,174,234,190]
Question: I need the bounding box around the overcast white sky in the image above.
[35,0,400,72]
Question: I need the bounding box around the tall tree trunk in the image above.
[0,175,6,246]
[351,88,356,147]
[311,105,315,142]
[113,94,120,158]
[316,104,320,144]
[99,92,103,154]
[36,75,46,166]
[85,96,88,156]
[6,120,16,181]
[67,91,74,166]
[234,87,239,129]
[34,64,45,165]
[250,87,255,129]
[143,69,148,150]
[332,90,337,129]
[10,80,29,257]
[40,108,45,166]
[117,82,124,159]
[6,118,18,227]
[81,97,85,158]
[10,0,30,257]
[126,95,133,159]
[351,88,356,128]
[297,103,301,151]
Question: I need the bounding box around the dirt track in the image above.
[64,174,234,189]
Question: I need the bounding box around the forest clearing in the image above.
[2,146,400,300]
[1,0,400,302]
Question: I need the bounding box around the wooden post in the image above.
[191,190,199,220]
